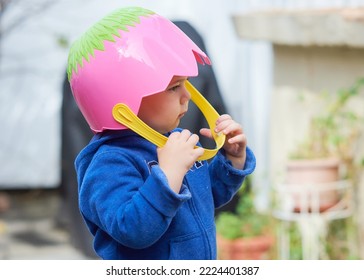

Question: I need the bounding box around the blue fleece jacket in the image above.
[75,129,256,260]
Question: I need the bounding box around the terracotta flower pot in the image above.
[217,234,274,260]
[285,157,340,212]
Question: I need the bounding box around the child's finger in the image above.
[216,114,232,125]
[199,128,213,139]
[227,134,247,145]
[187,133,200,146]
[218,122,243,136]
[194,146,204,157]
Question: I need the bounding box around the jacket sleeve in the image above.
[78,149,191,249]
[208,146,256,208]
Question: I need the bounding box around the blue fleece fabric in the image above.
[75,129,256,260]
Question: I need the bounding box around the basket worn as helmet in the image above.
[67,7,210,132]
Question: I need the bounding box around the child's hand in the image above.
[157,129,204,193]
[200,114,247,169]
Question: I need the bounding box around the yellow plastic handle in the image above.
[112,80,225,161]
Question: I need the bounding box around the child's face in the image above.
[138,76,190,134]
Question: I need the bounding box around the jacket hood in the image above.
[75,131,134,185]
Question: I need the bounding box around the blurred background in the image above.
[1,0,364,260]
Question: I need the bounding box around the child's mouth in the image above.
[178,112,187,119]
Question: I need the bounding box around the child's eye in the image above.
[168,84,180,92]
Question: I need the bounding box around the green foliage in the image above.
[216,212,245,240]
[284,218,360,260]
[67,7,154,80]
[290,78,364,161]
[216,191,271,240]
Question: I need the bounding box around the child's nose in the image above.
[181,84,191,104]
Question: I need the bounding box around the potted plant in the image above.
[283,78,364,212]
[215,189,275,260]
